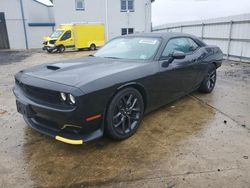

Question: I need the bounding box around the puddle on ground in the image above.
[19,97,217,187]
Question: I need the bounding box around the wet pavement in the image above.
[0,50,250,188]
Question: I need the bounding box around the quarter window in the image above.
[76,0,85,10]
[162,37,199,57]
[187,38,199,51]
[121,0,134,12]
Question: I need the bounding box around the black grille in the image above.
[34,116,82,134]
[49,40,56,44]
[16,79,61,104]
[34,116,61,131]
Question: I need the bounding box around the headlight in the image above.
[60,92,67,101]
[69,94,76,104]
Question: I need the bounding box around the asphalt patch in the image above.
[0,51,32,65]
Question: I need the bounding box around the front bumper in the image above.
[23,115,103,145]
[42,44,57,51]
[13,77,104,144]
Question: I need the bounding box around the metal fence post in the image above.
[227,21,233,59]
[201,23,204,39]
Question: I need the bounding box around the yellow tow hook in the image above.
[55,136,83,145]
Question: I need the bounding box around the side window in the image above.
[121,0,127,11]
[60,31,71,41]
[76,0,85,10]
[121,28,134,35]
[128,0,134,11]
[162,37,198,57]
[187,38,199,52]
[121,0,134,12]
[121,28,127,35]
[128,28,134,34]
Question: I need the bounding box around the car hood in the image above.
[43,36,54,41]
[23,57,148,87]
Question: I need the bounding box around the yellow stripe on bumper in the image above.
[55,136,83,145]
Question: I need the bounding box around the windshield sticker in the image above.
[139,39,157,45]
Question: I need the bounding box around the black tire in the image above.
[199,65,217,93]
[46,49,53,53]
[106,88,144,140]
[89,44,96,51]
[57,45,65,53]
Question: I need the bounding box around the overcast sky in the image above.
[152,0,250,26]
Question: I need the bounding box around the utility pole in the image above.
[145,1,148,32]
[105,0,109,41]
[20,0,28,49]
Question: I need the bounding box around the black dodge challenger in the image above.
[13,33,223,145]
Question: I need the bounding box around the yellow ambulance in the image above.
[43,23,105,53]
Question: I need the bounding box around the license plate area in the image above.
[16,100,34,117]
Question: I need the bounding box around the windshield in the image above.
[50,30,64,39]
[94,37,161,60]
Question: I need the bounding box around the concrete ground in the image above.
[0,50,250,188]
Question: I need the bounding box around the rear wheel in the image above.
[199,65,217,93]
[89,44,96,51]
[106,88,144,140]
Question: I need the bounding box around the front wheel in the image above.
[46,49,53,53]
[106,88,144,140]
[57,45,65,53]
[199,65,217,93]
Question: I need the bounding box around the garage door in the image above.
[0,12,10,49]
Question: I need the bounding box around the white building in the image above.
[0,0,54,49]
[53,0,154,40]
[0,0,154,50]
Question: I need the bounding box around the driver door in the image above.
[60,30,74,49]
[156,37,200,106]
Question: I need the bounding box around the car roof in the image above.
[120,32,206,46]
[123,32,195,38]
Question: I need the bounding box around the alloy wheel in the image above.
[112,93,142,135]
[207,70,216,90]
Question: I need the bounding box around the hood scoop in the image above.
[45,62,84,71]
[46,65,60,70]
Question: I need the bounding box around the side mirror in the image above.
[161,59,171,68]
[161,51,186,68]
[172,51,186,59]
